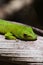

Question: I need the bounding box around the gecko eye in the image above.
[23,34,32,38]
[23,34,27,37]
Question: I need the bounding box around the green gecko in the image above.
[0,19,37,41]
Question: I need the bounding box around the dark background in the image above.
[0,0,43,29]
[5,0,43,29]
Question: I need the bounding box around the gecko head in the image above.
[22,26,37,41]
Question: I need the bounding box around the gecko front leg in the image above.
[5,32,16,40]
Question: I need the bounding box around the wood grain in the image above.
[0,35,43,63]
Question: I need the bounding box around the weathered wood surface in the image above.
[0,35,43,63]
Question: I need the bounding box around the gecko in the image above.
[0,19,37,41]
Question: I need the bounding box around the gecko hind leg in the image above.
[5,32,16,40]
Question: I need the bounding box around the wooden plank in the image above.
[0,35,43,62]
